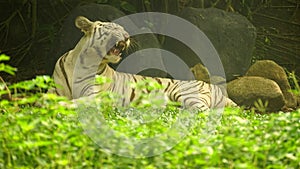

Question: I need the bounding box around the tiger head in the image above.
[75,16,130,64]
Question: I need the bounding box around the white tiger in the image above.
[50,16,236,111]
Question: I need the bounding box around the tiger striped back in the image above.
[50,16,236,111]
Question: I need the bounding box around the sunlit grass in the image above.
[1,91,299,168]
[0,70,299,168]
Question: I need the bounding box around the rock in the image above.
[190,63,210,83]
[246,60,297,109]
[227,76,285,112]
[163,7,256,81]
[191,63,230,95]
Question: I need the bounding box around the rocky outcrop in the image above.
[245,60,297,109]
[227,76,285,112]
[163,7,256,81]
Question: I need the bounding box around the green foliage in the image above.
[288,71,300,96]
[253,99,268,113]
[0,54,17,75]
[0,75,56,103]
[1,75,300,168]
[84,0,137,13]
[95,75,168,108]
[129,78,166,108]
[10,75,55,92]
[120,1,137,13]
[95,75,112,85]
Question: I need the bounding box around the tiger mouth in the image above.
[108,40,129,56]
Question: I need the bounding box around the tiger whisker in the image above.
[125,38,140,54]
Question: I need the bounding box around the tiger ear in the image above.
[75,16,93,33]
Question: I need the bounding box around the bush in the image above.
[0,63,299,168]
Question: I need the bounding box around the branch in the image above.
[0,76,12,101]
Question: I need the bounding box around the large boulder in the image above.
[227,76,285,112]
[246,60,297,109]
[163,7,256,81]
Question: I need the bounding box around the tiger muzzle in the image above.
[108,39,130,56]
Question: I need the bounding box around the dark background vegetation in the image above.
[0,0,299,83]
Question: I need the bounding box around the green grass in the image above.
[0,92,299,168]
[0,68,299,168]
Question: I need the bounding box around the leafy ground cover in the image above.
[0,76,299,168]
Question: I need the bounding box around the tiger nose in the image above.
[124,32,130,40]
